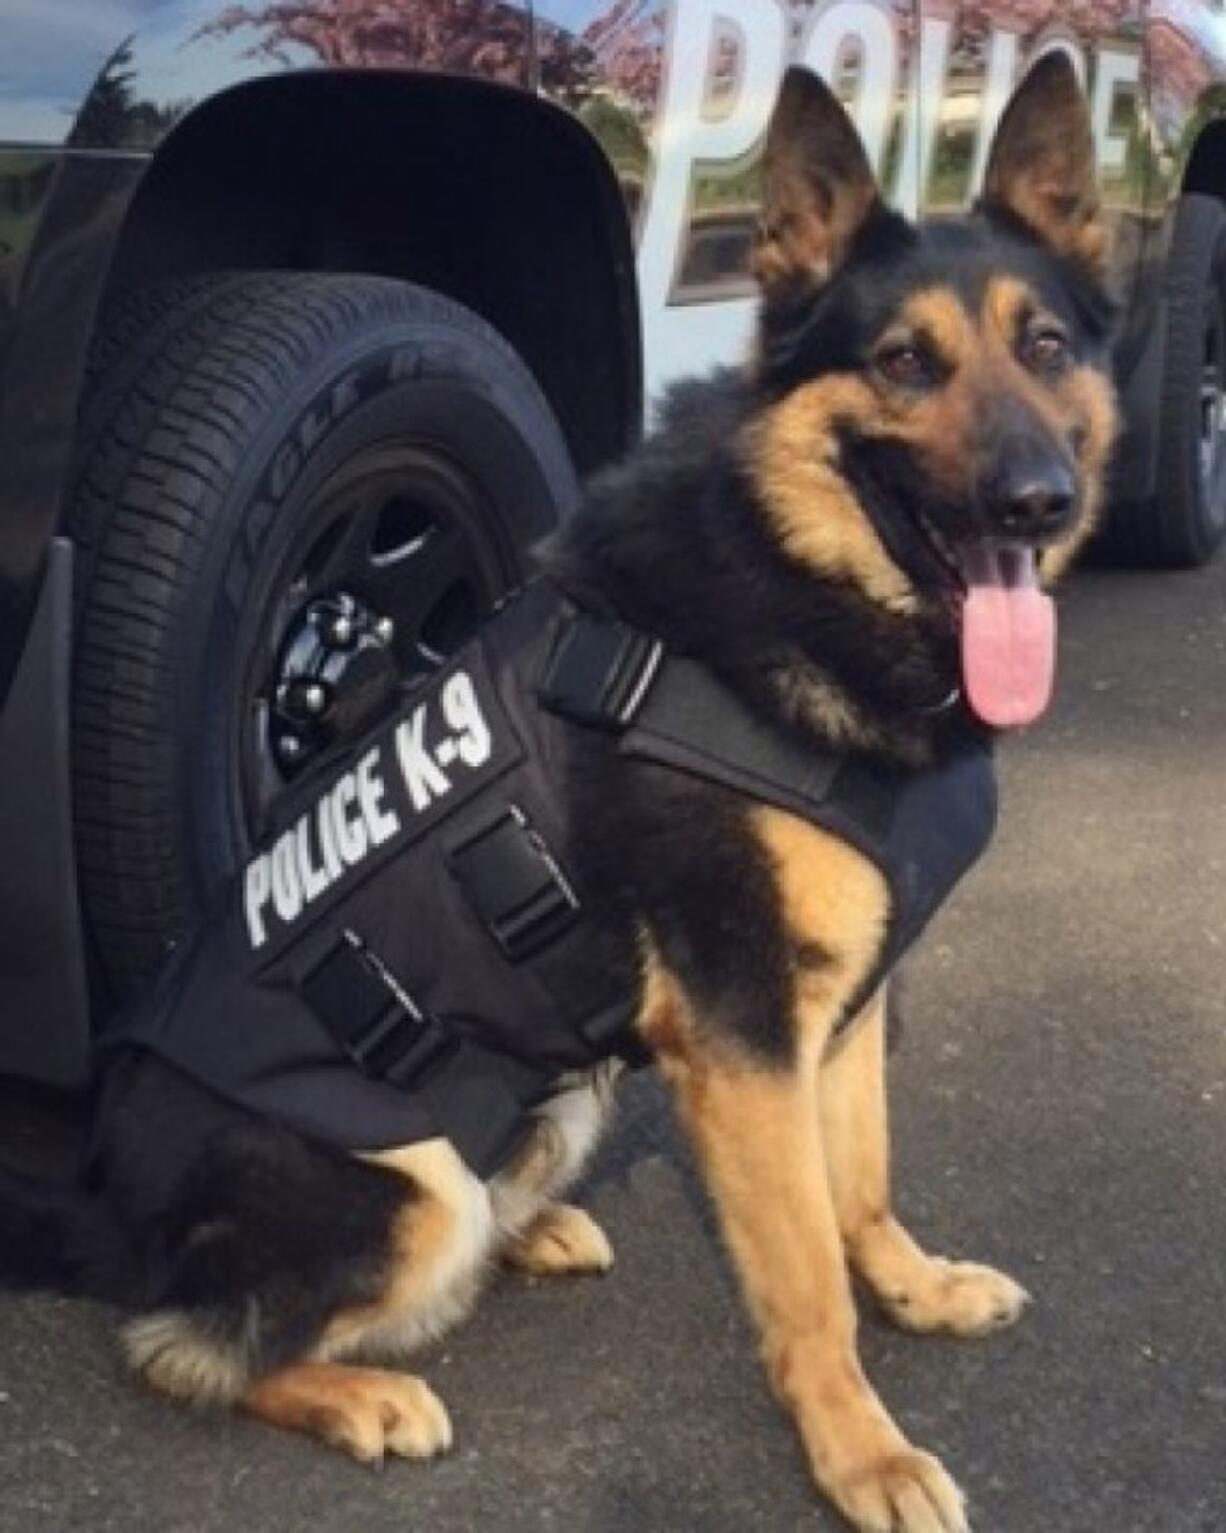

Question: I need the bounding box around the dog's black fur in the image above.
[0,56,1117,1533]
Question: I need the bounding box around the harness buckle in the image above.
[300,932,456,1087]
[447,805,579,962]
[539,613,663,730]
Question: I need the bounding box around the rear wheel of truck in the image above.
[68,272,576,1002]
[1112,194,1226,567]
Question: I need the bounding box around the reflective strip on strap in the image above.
[298,930,543,1179]
[446,805,579,962]
[538,613,664,730]
[299,931,456,1086]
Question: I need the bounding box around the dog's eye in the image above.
[1023,328,1071,373]
[875,344,933,390]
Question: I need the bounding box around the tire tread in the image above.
[1113,194,1226,567]
[69,271,569,997]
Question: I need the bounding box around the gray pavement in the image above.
[2,562,1226,1532]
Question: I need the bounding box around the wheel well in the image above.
[1182,119,1226,199]
[99,73,642,477]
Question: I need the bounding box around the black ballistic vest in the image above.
[105,580,996,1179]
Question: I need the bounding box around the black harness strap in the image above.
[542,612,843,811]
[536,613,664,729]
[447,805,580,961]
[445,795,648,1062]
[628,656,846,815]
[298,931,541,1179]
[299,932,455,1086]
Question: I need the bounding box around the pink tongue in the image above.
[958,545,1055,728]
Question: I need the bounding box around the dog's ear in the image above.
[752,66,880,294]
[981,52,1107,275]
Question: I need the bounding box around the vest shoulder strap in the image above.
[540,609,860,833]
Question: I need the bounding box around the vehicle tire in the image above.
[68,271,577,1002]
[1109,194,1226,567]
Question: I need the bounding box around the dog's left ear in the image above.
[981,52,1107,276]
[752,66,881,294]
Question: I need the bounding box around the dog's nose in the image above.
[984,457,1077,542]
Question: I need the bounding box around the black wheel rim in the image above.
[238,442,517,840]
[1198,288,1226,534]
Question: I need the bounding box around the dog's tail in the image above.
[0,1163,136,1302]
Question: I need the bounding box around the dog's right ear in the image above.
[980,52,1107,277]
[752,66,881,295]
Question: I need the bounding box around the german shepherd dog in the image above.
[0,57,1115,1532]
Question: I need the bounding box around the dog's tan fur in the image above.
[744,374,922,616]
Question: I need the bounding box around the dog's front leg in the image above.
[653,1016,968,1533]
[821,987,1029,1338]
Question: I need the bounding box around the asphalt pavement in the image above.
[2,560,1225,1532]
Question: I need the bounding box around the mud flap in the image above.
[0,538,90,1087]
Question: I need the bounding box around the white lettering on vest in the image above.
[316,789,344,882]
[357,747,401,845]
[241,675,497,949]
[441,671,492,768]
[332,773,368,865]
[295,816,329,903]
[395,705,451,811]
[270,833,302,925]
[244,855,272,949]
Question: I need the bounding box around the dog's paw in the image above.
[831,1447,969,1533]
[245,1365,453,1465]
[502,1203,614,1276]
[880,1258,1030,1338]
[319,1372,453,1466]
